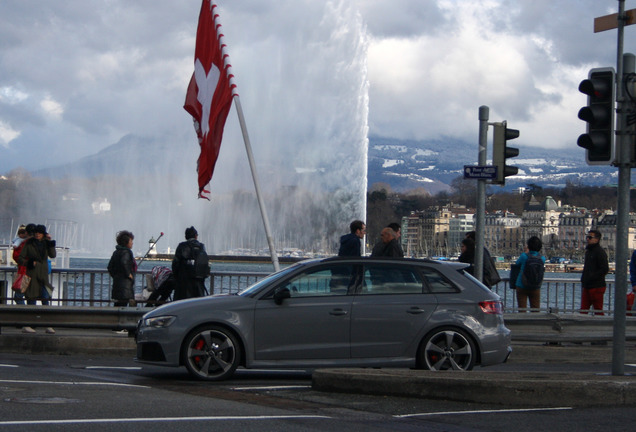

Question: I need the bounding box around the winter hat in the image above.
[185,226,198,239]
[35,224,47,235]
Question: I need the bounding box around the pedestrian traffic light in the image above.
[577,67,615,165]
[492,121,519,185]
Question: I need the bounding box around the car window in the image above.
[361,264,423,295]
[421,267,459,293]
[270,264,356,298]
[239,265,297,297]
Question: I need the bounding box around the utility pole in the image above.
[589,0,636,375]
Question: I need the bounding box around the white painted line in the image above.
[0,415,332,426]
[231,385,312,391]
[626,363,636,368]
[84,366,142,370]
[0,379,149,389]
[0,364,19,368]
[394,407,572,418]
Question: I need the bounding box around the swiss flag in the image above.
[184,0,234,199]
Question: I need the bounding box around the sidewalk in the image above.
[2,326,636,407]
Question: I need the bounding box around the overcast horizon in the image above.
[0,1,631,177]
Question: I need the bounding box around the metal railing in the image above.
[0,266,622,315]
[0,267,268,307]
[492,277,618,315]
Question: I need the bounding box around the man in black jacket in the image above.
[580,229,609,315]
[172,226,209,300]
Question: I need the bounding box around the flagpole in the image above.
[212,2,280,272]
[232,95,280,272]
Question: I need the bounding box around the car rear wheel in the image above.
[420,328,476,371]
[183,325,240,381]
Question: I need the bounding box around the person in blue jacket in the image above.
[514,236,545,312]
[338,220,366,256]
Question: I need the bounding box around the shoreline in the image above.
[136,254,307,264]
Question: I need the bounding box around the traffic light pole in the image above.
[475,106,489,283]
[612,0,630,376]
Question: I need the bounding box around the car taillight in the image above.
[479,300,503,315]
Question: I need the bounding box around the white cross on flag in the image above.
[184,0,234,199]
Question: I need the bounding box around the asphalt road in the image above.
[1,352,636,432]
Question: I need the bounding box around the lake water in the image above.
[70,257,282,273]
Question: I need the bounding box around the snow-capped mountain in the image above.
[31,134,616,194]
[368,136,616,193]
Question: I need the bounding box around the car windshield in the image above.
[238,265,299,297]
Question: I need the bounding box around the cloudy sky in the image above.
[0,0,627,175]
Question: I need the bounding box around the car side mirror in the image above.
[273,287,291,305]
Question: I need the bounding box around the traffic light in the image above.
[492,121,519,185]
[577,67,615,165]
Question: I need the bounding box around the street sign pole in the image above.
[475,106,489,283]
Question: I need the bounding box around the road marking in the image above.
[0,415,332,425]
[0,364,19,368]
[231,385,312,391]
[0,379,149,389]
[84,366,142,370]
[394,407,572,418]
[626,363,636,368]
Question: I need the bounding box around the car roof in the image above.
[296,256,471,270]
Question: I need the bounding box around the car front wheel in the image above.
[183,325,240,381]
[420,328,476,371]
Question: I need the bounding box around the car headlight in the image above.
[142,315,176,328]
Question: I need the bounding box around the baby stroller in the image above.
[145,266,175,307]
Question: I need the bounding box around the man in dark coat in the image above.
[371,227,404,258]
[172,226,209,300]
[580,229,609,315]
[338,220,366,256]
[107,230,136,307]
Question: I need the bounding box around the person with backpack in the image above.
[172,226,210,301]
[514,236,545,312]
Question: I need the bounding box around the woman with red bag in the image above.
[18,224,57,334]
[11,224,29,306]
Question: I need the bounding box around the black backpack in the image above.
[521,254,544,289]
[178,243,211,280]
[190,244,211,279]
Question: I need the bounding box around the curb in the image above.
[312,368,636,407]
[0,328,136,357]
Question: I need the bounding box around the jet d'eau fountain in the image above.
[2,1,369,257]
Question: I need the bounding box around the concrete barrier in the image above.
[2,306,636,343]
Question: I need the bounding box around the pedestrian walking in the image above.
[514,236,546,312]
[107,230,137,307]
[172,226,210,300]
[17,224,56,334]
[580,229,609,316]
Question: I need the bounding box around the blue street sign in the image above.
[463,165,497,179]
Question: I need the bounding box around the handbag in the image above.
[19,274,32,293]
[12,272,30,292]
[11,273,24,291]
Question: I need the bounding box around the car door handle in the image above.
[406,307,426,314]
[329,309,348,316]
